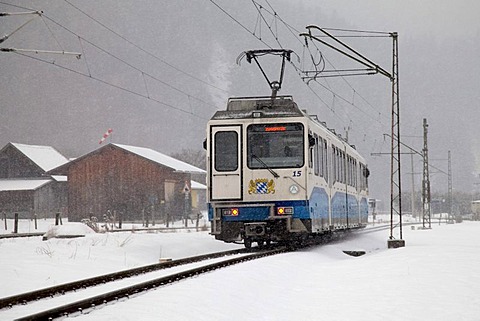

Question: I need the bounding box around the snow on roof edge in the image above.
[10,142,70,172]
[0,179,53,191]
[113,143,206,174]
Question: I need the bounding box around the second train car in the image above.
[205,95,369,248]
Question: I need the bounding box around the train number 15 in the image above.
[293,170,302,177]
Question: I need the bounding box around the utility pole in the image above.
[411,153,416,220]
[300,27,404,248]
[387,33,405,248]
[422,118,432,229]
[447,150,454,223]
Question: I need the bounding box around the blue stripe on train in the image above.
[208,190,369,223]
[208,200,310,221]
[309,187,329,220]
[360,197,368,221]
[331,192,359,219]
[309,187,367,220]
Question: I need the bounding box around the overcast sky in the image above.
[1,0,479,204]
[315,0,480,38]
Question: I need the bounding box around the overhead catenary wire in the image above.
[39,14,219,111]
[11,51,210,120]
[8,0,388,135]
[252,5,394,130]
[62,0,230,95]
[1,0,229,116]
[209,0,272,49]
[209,0,394,142]
[2,1,400,139]
[0,0,223,124]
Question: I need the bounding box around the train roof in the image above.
[210,95,360,155]
[211,96,305,120]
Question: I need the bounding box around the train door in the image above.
[210,125,242,200]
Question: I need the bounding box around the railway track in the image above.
[1,223,414,320]
[1,246,287,321]
[0,247,253,310]
[0,232,44,239]
[357,221,421,235]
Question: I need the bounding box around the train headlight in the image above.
[289,184,299,194]
[277,207,293,215]
[221,208,239,216]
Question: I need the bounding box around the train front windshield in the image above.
[247,123,304,169]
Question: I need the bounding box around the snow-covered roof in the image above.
[114,144,206,174]
[11,143,70,172]
[191,181,207,190]
[51,175,68,182]
[0,179,52,191]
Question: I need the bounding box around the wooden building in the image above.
[50,143,206,222]
[0,143,69,218]
[191,180,207,211]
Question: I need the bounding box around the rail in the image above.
[12,247,288,321]
[0,248,251,309]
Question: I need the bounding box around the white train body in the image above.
[206,96,369,247]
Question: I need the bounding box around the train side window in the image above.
[332,146,336,183]
[309,144,314,169]
[314,134,319,176]
[347,155,350,186]
[214,131,238,172]
[324,140,328,183]
[338,150,341,184]
[318,137,323,177]
[353,159,356,187]
[360,163,363,189]
[349,156,353,186]
[341,150,344,184]
[332,146,339,183]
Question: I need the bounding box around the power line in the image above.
[256,4,390,130]
[0,1,35,11]
[40,14,219,111]
[62,0,230,95]
[12,51,210,120]
[209,0,272,49]
[209,0,393,142]
[2,1,223,118]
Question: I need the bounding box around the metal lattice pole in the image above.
[422,118,432,229]
[447,151,453,223]
[299,27,405,247]
[388,33,404,246]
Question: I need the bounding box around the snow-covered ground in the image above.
[1,219,479,320]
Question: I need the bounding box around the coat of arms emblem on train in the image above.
[248,179,275,194]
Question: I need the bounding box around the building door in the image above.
[210,126,242,200]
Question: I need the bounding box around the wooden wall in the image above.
[0,182,67,219]
[67,145,191,222]
[0,145,44,178]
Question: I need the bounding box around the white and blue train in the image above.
[205,95,369,248]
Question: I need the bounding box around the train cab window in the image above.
[214,131,238,171]
[247,123,304,169]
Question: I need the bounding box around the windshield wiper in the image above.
[251,154,279,178]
